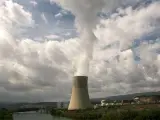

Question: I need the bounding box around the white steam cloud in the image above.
[53,0,105,76]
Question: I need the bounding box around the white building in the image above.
[101,100,106,107]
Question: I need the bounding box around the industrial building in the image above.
[68,76,93,110]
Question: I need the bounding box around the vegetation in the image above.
[51,108,103,119]
[102,109,160,120]
[50,105,160,120]
[0,108,13,120]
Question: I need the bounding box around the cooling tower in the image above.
[68,76,92,110]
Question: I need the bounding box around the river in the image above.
[13,112,72,120]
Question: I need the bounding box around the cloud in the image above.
[0,0,74,102]
[90,1,160,96]
[96,1,160,50]
[41,13,48,24]
[54,9,70,19]
[0,0,34,32]
[30,1,37,7]
[0,0,5,5]
[0,0,159,102]
[45,34,61,40]
[55,12,63,18]
[64,32,71,37]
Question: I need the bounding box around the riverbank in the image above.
[50,104,160,120]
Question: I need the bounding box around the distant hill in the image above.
[91,91,160,102]
[0,102,28,110]
[106,91,160,100]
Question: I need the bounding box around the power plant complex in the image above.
[68,76,92,110]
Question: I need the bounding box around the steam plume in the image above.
[53,0,105,76]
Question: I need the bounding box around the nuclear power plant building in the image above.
[68,76,92,110]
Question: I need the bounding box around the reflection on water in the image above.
[13,112,72,120]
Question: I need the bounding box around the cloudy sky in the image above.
[0,0,160,102]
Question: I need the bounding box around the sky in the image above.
[0,0,159,102]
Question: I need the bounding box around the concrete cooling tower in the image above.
[68,76,92,110]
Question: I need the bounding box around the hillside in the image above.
[91,91,160,102]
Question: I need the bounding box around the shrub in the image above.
[51,107,160,120]
[102,109,160,120]
[0,108,13,120]
[134,110,160,120]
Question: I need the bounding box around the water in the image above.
[13,112,71,120]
